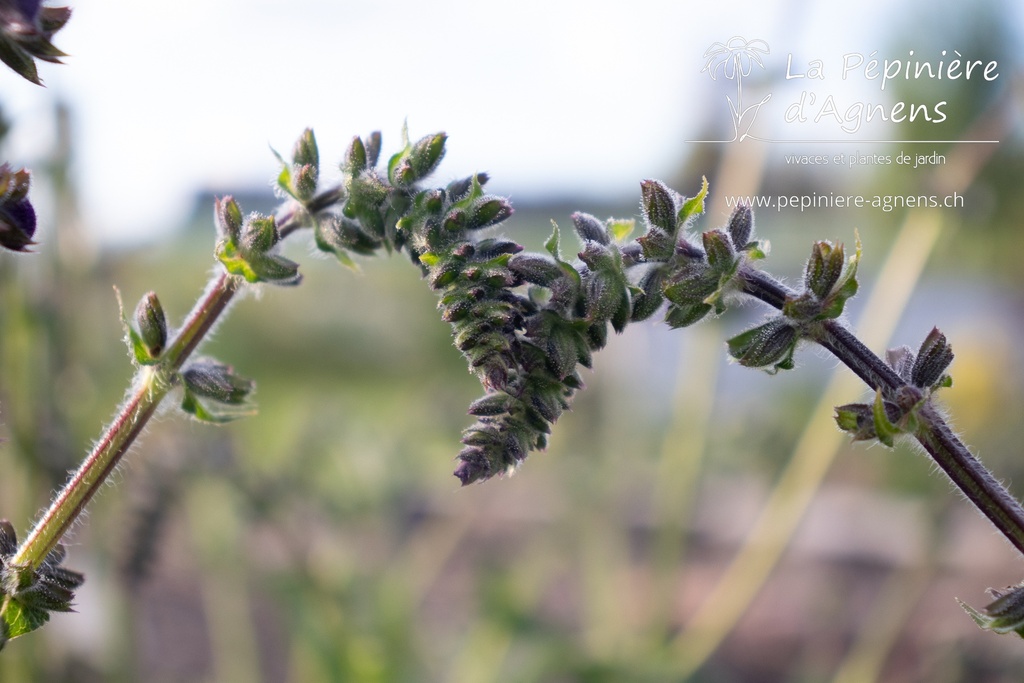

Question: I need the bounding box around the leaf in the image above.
[677,175,709,226]
[114,287,159,366]
[608,218,635,243]
[544,221,561,259]
[872,389,900,447]
[180,389,256,424]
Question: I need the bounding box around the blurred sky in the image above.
[1,0,1022,245]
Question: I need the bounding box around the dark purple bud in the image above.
[620,243,644,265]
[0,164,36,252]
[181,360,254,405]
[364,132,382,167]
[630,267,665,322]
[453,448,491,486]
[0,2,72,85]
[0,518,17,555]
[676,238,705,260]
[726,203,753,248]
[0,197,36,252]
[571,212,610,245]
[446,173,488,200]
[885,345,915,383]
[912,327,954,389]
[473,238,523,260]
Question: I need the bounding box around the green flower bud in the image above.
[637,228,675,261]
[214,196,243,243]
[241,214,279,255]
[961,584,1024,636]
[343,135,367,173]
[640,179,678,235]
[466,197,513,230]
[316,215,381,257]
[134,292,167,359]
[663,268,717,307]
[347,171,389,210]
[727,318,798,371]
[181,360,254,405]
[292,128,318,169]
[631,267,665,322]
[587,320,608,350]
[389,132,447,186]
[0,519,84,650]
[467,393,515,417]
[664,302,712,328]
[443,208,467,232]
[585,270,628,330]
[835,403,873,439]
[508,254,564,287]
[702,229,736,270]
[292,164,318,203]
[805,240,845,300]
[578,241,617,273]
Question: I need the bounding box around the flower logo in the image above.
[701,37,772,142]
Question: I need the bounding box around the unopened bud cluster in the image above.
[835,327,954,446]
[0,520,83,651]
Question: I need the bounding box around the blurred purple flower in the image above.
[0,164,37,252]
[0,0,72,85]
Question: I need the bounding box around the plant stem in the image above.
[8,184,342,570]
[11,274,241,569]
[738,266,1024,556]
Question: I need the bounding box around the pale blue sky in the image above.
[1,0,1018,244]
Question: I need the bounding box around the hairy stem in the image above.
[11,274,242,569]
[8,185,342,570]
[738,266,1024,555]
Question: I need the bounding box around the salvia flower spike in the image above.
[6,126,1024,648]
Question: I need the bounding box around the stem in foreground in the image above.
[739,266,1024,556]
[10,273,241,569]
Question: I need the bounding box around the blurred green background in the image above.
[4,1,1024,682]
